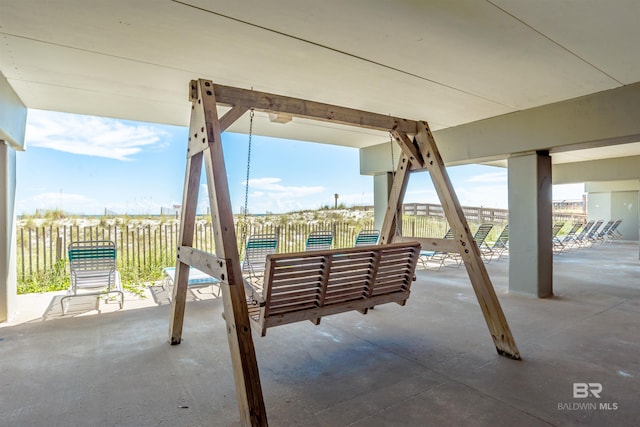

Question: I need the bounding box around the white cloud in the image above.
[245,177,324,197]
[25,109,168,161]
[232,177,326,213]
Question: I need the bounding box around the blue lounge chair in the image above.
[354,229,380,247]
[305,230,334,251]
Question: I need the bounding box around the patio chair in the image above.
[61,240,124,314]
[354,229,380,247]
[242,234,278,284]
[557,222,583,251]
[584,219,604,246]
[603,219,623,243]
[572,220,595,248]
[552,222,565,251]
[473,223,494,261]
[305,230,334,251]
[419,224,494,269]
[488,224,509,262]
[594,220,615,244]
[419,228,460,271]
[161,266,221,298]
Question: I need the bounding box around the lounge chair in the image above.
[488,224,509,262]
[594,220,616,244]
[473,223,494,261]
[354,229,380,247]
[420,223,495,269]
[242,234,278,284]
[572,220,595,248]
[305,230,334,251]
[603,219,623,243]
[161,266,221,298]
[557,222,583,251]
[61,240,124,314]
[584,220,604,246]
[418,228,460,270]
[552,222,565,251]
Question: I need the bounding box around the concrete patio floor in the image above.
[1,242,638,426]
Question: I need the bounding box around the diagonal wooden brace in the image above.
[414,121,520,360]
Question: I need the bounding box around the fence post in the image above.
[20,228,25,280]
[56,236,63,261]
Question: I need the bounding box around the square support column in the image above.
[0,143,18,322]
[0,72,26,323]
[508,151,553,297]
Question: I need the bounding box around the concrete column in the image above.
[0,142,18,322]
[508,151,553,297]
[0,72,27,323]
[373,173,393,231]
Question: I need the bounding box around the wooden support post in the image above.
[380,130,426,244]
[168,149,202,344]
[413,121,520,360]
[169,79,267,425]
[379,153,412,245]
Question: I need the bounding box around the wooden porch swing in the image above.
[169,79,520,426]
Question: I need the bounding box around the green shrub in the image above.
[17,259,69,294]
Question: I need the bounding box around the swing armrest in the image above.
[244,278,266,306]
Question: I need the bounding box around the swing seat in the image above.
[246,241,421,336]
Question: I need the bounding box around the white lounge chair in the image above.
[62,240,124,314]
[161,266,220,298]
[242,234,278,284]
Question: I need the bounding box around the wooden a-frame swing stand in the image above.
[169,79,520,426]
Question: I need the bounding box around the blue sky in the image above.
[16,109,584,216]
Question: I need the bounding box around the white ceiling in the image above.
[1,0,640,162]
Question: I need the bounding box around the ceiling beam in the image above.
[361,82,640,175]
[553,156,640,184]
[432,82,640,163]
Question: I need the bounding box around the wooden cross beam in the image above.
[211,83,420,134]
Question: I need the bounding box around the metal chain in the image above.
[243,109,254,225]
[241,109,255,247]
[242,109,257,302]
